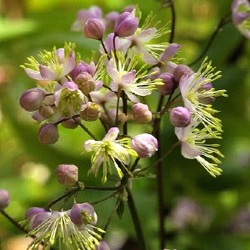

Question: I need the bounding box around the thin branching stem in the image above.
[188,13,231,66]
[126,188,147,250]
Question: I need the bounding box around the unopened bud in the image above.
[132,103,152,124]
[170,107,191,127]
[30,212,52,229]
[19,88,46,112]
[114,11,139,37]
[70,203,97,226]
[75,72,96,95]
[80,102,102,121]
[56,164,78,186]
[25,207,46,220]
[39,123,59,144]
[132,134,158,158]
[173,64,194,82]
[0,189,10,210]
[84,18,105,40]
[38,105,54,119]
[61,117,79,129]
[157,73,176,95]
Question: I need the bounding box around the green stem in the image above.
[73,118,97,140]
[126,187,147,250]
[188,13,231,66]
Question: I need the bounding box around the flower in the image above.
[107,51,162,103]
[22,42,76,82]
[232,0,250,39]
[84,127,137,182]
[25,210,104,250]
[54,81,86,117]
[175,120,223,177]
[179,59,227,134]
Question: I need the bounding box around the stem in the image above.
[1,210,28,234]
[153,94,165,249]
[47,185,119,209]
[91,191,118,205]
[102,198,121,236]
[188,13,231,66]
[121,90,128,135]
[168,0,176,43]
[126,188,147,250]
[73,118,97,140]
[100,39,110,60]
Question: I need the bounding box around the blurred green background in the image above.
[0,0,250,249]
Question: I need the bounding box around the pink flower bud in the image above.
[70,62,96,80]
[132,134,158,158]
[75,72,96,95]
[114,11,139,37]
[56,164,78,186]
[38,105,54,119]
[70,203,97,226]
[132,103,152,124]
[0,189,10,210]
[80,102,102,121]
[61,117,79,129]
[39,123,59,144]
[84,18,106,40]
[30,212,52,229]
[170,107,191,127]
[19,88,46,112]
[157,73,176,95]
[25,207,46,219]
[173,64,194,82]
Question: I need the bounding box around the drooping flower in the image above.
[107,51,162,103]
[232,0,250,39]
[22,43,76,82]
[179,59,227,134]
[24,210,104,250]
[84,127,137,182]
[175,120,223,177]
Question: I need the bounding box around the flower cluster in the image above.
[21,203,106,250]
[17,4,229,249]
[19,5,228,180]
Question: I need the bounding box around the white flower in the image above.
[107,51,162,103]
[84,127,137,182]
[22,43,76,81]
[26,211,104,250]
[175,120,223,177]
[179,59,227,134]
